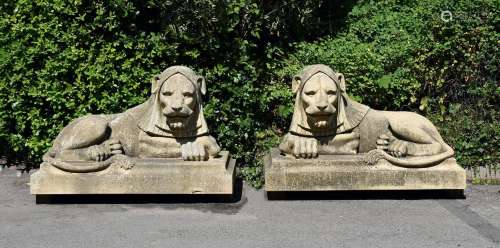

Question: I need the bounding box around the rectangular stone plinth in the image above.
[265,149,466,192]
[31,151,235,195]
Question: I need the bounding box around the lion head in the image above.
[138,66,209,138]
[159,73,199,130]
[288,64,369,137]
[297,71,338,129]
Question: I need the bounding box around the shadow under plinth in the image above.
[266,189,465,201]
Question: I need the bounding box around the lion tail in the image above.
[42,152,113,173]
[367,143,455,168]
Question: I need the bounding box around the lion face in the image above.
[159,73,197,130]
[301,72,338,129]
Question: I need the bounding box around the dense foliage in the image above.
[0,0,498,187]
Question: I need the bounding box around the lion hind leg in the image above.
[382,111,452,156]
[383,111,442,144]
[54,115,111,152]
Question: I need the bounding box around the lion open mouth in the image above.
[307,111,336,128]
[166,117,188,129]
[162,106,194,130]
[164,113,192,130]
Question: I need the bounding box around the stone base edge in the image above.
[264,149,466,192]
[31,157,236,195]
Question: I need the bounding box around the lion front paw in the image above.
[292,136,318,159]
[181,141,208,161]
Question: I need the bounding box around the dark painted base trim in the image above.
[266,189,465,200]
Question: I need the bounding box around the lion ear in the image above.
[197,76,206,95]
[292,75,301,94]
[337,73,346,92]
[151,75,160,94]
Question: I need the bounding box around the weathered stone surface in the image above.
[31,66,234,196]
[267,64,466,193]
[265,149,466,192]
[31,152,235,195]
[45,66,220,167]
[278,64,455,168]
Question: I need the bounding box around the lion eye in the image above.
[163,91,173,96]
[327,90,336,95]
[305,91,316,96]
[183,92,193,97]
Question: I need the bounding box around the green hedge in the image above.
[0,0,498,187]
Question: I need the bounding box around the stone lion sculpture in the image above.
[279,64,454,168]
[45,66,220,172]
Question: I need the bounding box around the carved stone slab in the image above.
[265,149,466,192]
[31,151,235,195]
